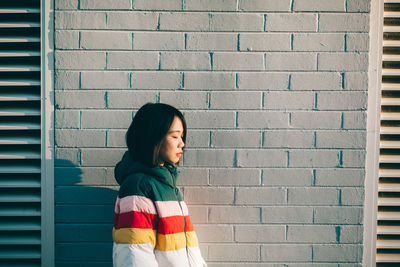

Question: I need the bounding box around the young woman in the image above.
[112,103,207,267]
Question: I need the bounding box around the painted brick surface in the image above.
[54,0,370,265]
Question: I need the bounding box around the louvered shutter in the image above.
[0,0,42,266]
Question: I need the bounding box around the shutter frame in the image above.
[0,0,54,265]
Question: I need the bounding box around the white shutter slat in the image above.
[0,0,42,265]
[378,225,400,234]
[382,84,400,91]
[378,1,400,264]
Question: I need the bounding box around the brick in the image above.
[159,13,209,31]
[347,34,369,54]
[107,12,158,30]
[211,14,264,32]
[210,168,261,185]
[55,30,79,49]
[55,204,113,223]
[133,32,184,50]
[55,0,78,9]
[263,91,315,110]
[293,33,344,51]
[291,111,342,129]
[262,207,313,223]
[238,111,289,129]
[342,111,367,129]
[235,225,285,242]
[239,0,290,11]
[107,52,158,70]
[159,91,208,109]
[176,168,208,186]
[287,225,337,243]
[55,71,79,89]
[319,14,369,32]
[185,0,237,11]
[261,245,312,262]
[236,188,286,205]
[56,224,112,242]
[208,206,260,223]
[55,11,106,29]
[81,110,132,129]
[160,52,211,71]
[340,226,363,243]
[55,243,112,261]
[347,0,371,12]
[210,91,262,110]
[294,0,345,11]
[183,149,234,167]
[131,71,182,89]
[263,168,313,186]
[211,130,261,148]
[341,188,364,206]
[316,131,366,149]
[55,148,80,166]
[195,225,233,242]
[80,0,131,9]
[313,245,362,262]
[107,91,157,108]
[206,264,283,267]
[81,149,125,167]
[185,130,210,148]
[291,72,342,90]
[183,111,235,128]
[187,206,208,223]
[264,130,314,148]
[314,207,363,224]
[81,31,132,50]
[344,72,368,90]
[186,33,237,51]
[184,72,235,90]
[315,169,365,186]
[237,149,287,167]
[318,53,368,71]
[81,71,130,89]
[133,0,182,10]
[56,91,105,109]
[55,186,117,204]
[237,72,289,90]
[266,14,317,32]
[208,244,260,261]
[184,187,234,204]
[55,167,108,185]
[266,52,317,71]
[288,188,339,205]
[289,149,340,167]
[55,110,80,129]
[213,53,264,71]
[240,33,291,52]
[106,130,126,147]
[55,51,106,70]
[342,150,366,168]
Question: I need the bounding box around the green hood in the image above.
[114,151,178,188]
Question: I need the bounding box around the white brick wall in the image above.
[54,0,370,265]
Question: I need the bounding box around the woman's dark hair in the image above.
[126,103,187,167]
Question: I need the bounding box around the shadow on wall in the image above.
[54,159,118,267]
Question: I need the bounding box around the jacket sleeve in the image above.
[113,177,159,267]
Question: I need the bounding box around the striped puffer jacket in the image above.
[112,151,207,267]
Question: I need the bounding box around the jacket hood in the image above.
[114,151,178,188]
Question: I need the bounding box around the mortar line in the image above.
[105,130,108,147]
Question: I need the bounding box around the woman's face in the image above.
[158,116,185,165]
